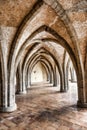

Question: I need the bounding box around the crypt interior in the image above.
[0,0,87,130]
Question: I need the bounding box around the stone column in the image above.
[25,70,28,88]
[0,26,18,112]
[53,65,57,86]
[0,61,17,112]
[85,57,87,104]
[62,66,68,92]
[22,68,27,94]
[77,71,87,107]
[76,49,87,107]
[19,66,27,94]
[27,68,31,88]
[16,67,21,94]
[59,67,65,92]
[0,27,17,112]
[16,64,26,94]
[70,68,77,82]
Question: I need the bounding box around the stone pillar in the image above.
[85,57,87,104]
[16,67,21,94]
[25,70,28,88]
[0,26,17,112]
[27,69,31,88]
[47,73,50,82]
[59,68,65,92]
[60,78,65,92]
[70,68,77,82]
[85,53,87,107]
[16,65,26,94]
[77,72,87,107]
[57,71,60,86]
[22,68,27,94]
[65,66,69,90]
[76,49,87,107]
[53,65,57,86]
[49,72,53,84]
[0,63,17,112]
[62,66,68,92]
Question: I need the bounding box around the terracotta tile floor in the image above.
[0,82,87,130]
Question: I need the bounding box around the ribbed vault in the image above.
[0,0,87,112]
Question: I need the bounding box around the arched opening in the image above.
[0,0,85,113]
[8,26,82,111]
[20,44,62,91]
[63,51,78,103]
[31,61,48,85]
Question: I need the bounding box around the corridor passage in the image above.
[0,83,87,130]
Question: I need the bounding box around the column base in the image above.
[60,89,68,92]
[71,80,77,83]
[53,83,57,87]
[16,90,27,94]
[77,100,87,108]
[0,103,17,112]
